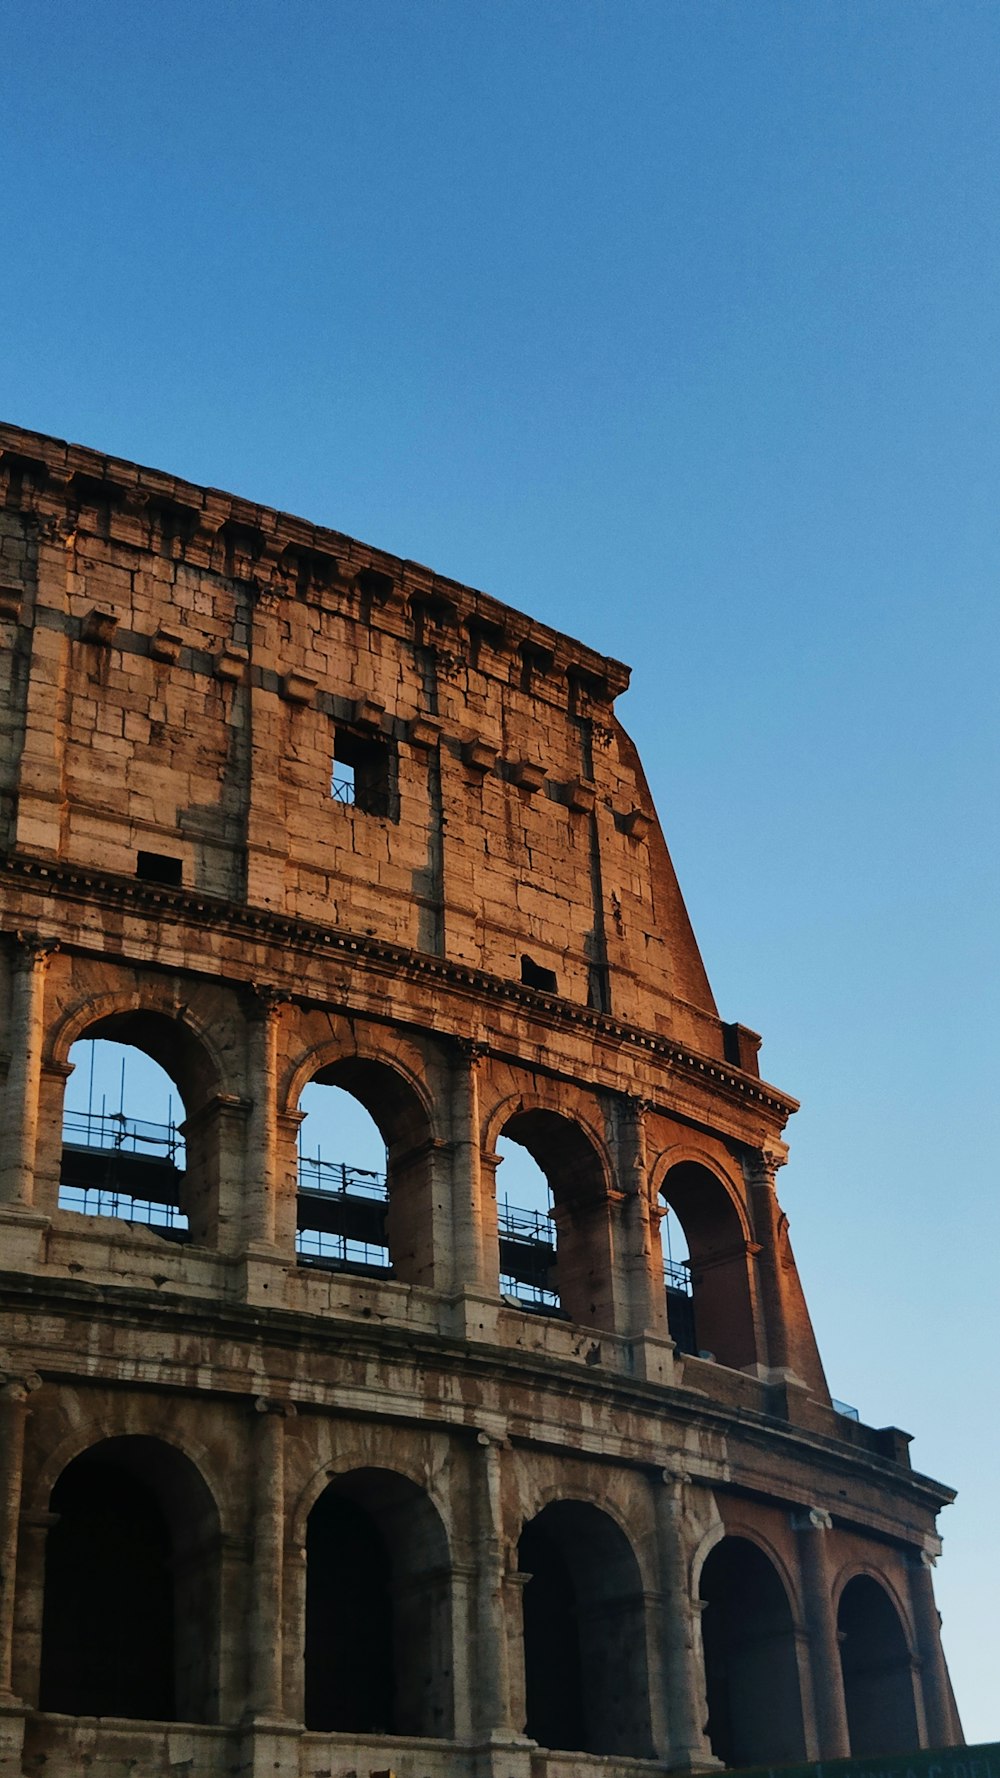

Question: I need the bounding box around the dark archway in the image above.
[519,1499,653,1757]
[304,1467,452,1738]
[699,1536,806,1767]
[295,1058,437,1288]
[500,1109,615,1329]
[660,1163,757,1368]
[839,1575,920,1756]
[39,1436,221,1723]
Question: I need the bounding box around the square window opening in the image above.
[136,851,183,886]
[331,729,391,817]
[521,955,558,993]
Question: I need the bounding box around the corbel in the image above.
[511,759,546,794]
[280,670,317,706]
[0,585,21,622]
[150,624,183,665]
[565,777,597,814]
[461,738,497,774]
[623,808,651,840]
[214,644,249,683]
[408,715,442,750]
[80,607,119,647]
[352,696,386,731]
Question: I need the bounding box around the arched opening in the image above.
[304,1468,452,1738]
[496,1135,557,1311]
[660,1162,757,1368]
[518,1500,653,1757]
[294,1059,436,1287]
[699,1536,806,1767]
[838,1576,919,1755]
[58,1015,219,1245]
[39,1436,221,1724]
[498,1109,616,1329]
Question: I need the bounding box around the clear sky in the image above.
[4,0,998,1741]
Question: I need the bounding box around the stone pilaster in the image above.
[908,1548,959,1748]
[653,1471,716,1771]
[0,1379,33,1703]
[472,1433,516,1739]
[791,1507,850,1758]
[0,937,57,1208]
[744,1145,796,1374]
[450,1040,491,1296]
[243,990,286,1249]
[246,1399,291,1724]
[618,1097,671,1341]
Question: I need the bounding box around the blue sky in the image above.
[4,0,998,1739]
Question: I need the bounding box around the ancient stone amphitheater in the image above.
[0,422,960,1778]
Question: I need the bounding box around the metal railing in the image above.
[57,1184,188,1234]
[58,1108,188,1235]
[663,1255,692,1296]
[497,1199,560,1309]
[297,1156,388,1198]
[63,1107,184,1163]
[295,1228,391,1271]
[498,1201,551,1245]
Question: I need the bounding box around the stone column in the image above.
[450,1041,490,1295]
[0,1381,31,1703]
[791,1508,850,1758]
[244,991,284,1250]
[0,938,56,1208]
[653,1470,714,1771]
[246,1399,290,1723]
[10,1510,54,1709]
[472,1433,515,1739]
[618,1098,670,1340]
[908,1549,957,1748]
[744,1144,796,1374]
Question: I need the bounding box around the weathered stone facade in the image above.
[0,422,960,1778]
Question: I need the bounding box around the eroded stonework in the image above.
[0,422,960,1778]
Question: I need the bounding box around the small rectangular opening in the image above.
[331,729,391,817]
[136,851,183,886]
[331,759,356,805]
[521,955,557,993]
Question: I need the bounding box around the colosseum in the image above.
[0,421,960,1778]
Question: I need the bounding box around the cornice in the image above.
[0,851,799,1125]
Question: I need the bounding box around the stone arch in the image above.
[690,1517,803,1624]
[483,1088,615,1191]
[831,1559,915,1642]
[303,1464,453,1738]
[699,1532,807,1767]
[282,1027,439,1138]
[287,1034,442,1287]
[290,1444,453,1554]
[514,1481,657,1594]
[836,1571,920,1755]
[485,1090,619,1329]
[48,988,225,1110]
[653,1147,758,1368]
[28,1414,230,1532]
[516,1495,654,1758]
[47,989,231,1244]
[38,1433,222,1725]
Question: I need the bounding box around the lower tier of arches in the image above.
[1,1397,961,1773]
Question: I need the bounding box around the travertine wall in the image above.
[0,425,961,1778]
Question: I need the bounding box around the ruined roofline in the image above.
[0,419,632,705]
